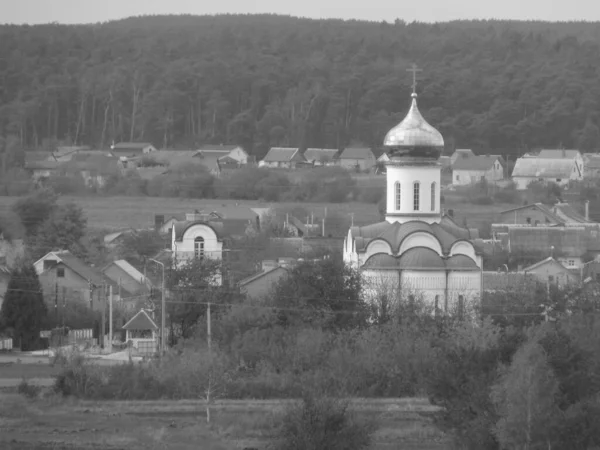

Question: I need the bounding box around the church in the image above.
[343,73,482,314]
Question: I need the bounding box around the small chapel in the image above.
[343,67,482,314]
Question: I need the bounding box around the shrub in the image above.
[17,379,41,398]
[471,195,494,205]
[494,183,521,204]
[276,391,376,450]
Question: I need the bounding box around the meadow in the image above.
[0,392,447,450]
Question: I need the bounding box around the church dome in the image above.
[383,93,444,160]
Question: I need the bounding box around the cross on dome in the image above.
[406,63,422,96]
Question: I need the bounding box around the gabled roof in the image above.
[262,147,303,163]
[103,229,134,245]
[139,150,201,168]
[206,206,258,221]
[239,265,289,287]
[36,251,106,286]
[339,148,375,160]
[523,257,575,273]
[197,144,240,152]
[304,148,339,162]
[452,155,503,171]
[499,203,591,224]
[538,149,581,160]
[508,227,598,257]
[122,309,158,331]
[104,260,151,289]
[112,142,154,150]
[512,157,576,179]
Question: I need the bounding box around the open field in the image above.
[0,193,510,236]
[0,393,448,449]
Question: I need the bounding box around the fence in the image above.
[41,328,95,348]
[136,340,157,356]
[0,338,12,351]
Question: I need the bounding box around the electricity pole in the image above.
[108,285,113,354]
[101,283,106,350]
[207,302,212,353]
[149,259,166,354]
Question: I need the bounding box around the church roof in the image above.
[363,247,479,271]
[350,219,477,256]
[383,94,444,149]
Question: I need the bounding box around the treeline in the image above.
[2,15,600,162]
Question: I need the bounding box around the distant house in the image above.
[338,148,376,171]
[130,150,200,169]
[377,153,390,164]
[259,147,306,169]
[103,229,136,249]
[511,156,582,190]
[122,309,159,354]
[52,146,94,162]
[197,145,248,164]
[537,149,584,175]
[193,152,222,176]
[452,155,505,185]
[239,259,292,300]
[583,153,600,178]
[24,160,60,181]
[25,151,56,164]
[523,257,580,288]
[450,149,475,166]
[69,154,121,188]
[496,203,592,227]
[110,142,157,158]
[34,250,117,305]
[303,148,339,166]
[102,260,152,298]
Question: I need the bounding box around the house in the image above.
[511,156,582,190]
[69,154,121,188]
[523,257,580,288]
[102,260,152,298]
[583,154,600,178]
[452,155,505,185]
[25,151,56,164]
[303,148,339,166]
[259,147,306,169]
[33,251,118,305]
[24,160,60,181]
[52,146,94,162]
[129,150,200,169]
[338,148,376,171]
[193,152,222,176]
[495,202,593,227]
[197,144,248,164]
[450,149,475,166]
[103,229,136,249]
[239,259,292,300]
[155,207,260,238]
[538,149,584,175]
[122,309,159,355]
[110,142,157,158]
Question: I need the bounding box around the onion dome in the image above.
[383,93,444,161]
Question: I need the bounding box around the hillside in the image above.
[2,15,600,157]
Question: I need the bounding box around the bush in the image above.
[471,195,494,205]
[494,183,521,204]
[18,379,41,398]
[276,392,376,450]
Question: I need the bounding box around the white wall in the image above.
[172,224,223,264]
[385,164,441,224]
[229,147,248,164]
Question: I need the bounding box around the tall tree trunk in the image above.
[74,95,86,145]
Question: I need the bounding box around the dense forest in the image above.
[2,15,600,159]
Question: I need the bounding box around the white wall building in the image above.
[452,155,505,185]
[343,90,482,315]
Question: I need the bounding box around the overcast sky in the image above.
[2,0,600,24]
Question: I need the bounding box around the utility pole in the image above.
[150,259,166,355]
[62,287,66,328]
[108,285,113,354]
[54,282,58,326]
[101,283,106,350]
[207,302,212,353]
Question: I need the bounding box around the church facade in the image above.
[343,88,482,314]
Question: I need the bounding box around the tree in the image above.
[31,202,87,260]
[117,229,165,269]
[0,264,47,350]
[491,339,561,449]
[11,189,58,238]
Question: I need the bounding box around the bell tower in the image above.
[383,64,444,224]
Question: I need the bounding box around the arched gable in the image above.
[398,231,443,256]
[449,240,476,260]
[182,223,220,242]
[364,239,393,259]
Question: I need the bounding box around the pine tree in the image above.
[0,264,47,350]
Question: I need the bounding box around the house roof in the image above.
[103,230,133,245]
[304,148,339,162]
[198,150,232,159]
[452,155,503,171]
[362,247,479,271]
[508,227,599,257]
[585,156,600,170]
[205,206,258,221]
[538,149,581,160]
[139,150,202,168]
[197,144,240,152]
[70,154,120,173]
[36,251,106,286]
[112,142,154,150]
[512,157,576,179]
[239,265,289,286]
[339,148,375,160]
[105,260,150,288]
[25,160,60,170]
[500,203,591,224]
[262,147,302,163]
[122,309,158,331]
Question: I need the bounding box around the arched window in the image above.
[430,182,436,211]
[194,237,205,259]
[395,182,401,210]
[413,182,420,211]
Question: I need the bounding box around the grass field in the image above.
[0,392,448,450]
[0,362,59,379]
[0,192,509,237]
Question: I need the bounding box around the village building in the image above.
[238,259,295,300]
[537,149,584,175]
[523,257,580,288]
[24,160,60,182]
[583,153,600,178]
[103,229,136,249]
[303,148,339,166]
[495,202,593,227]
[110,142,157,158]
[452,155,505,185]
[259,147,306,169]
[122,309,159,355]
[343,86,482,314]
[450,149,475,166]
[102,260,152,299]
[197,144,248,164]
[338,147,376,171]
[511,156,583,190]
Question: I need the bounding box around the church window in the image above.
[430,182,436,211]
[194,237,205,260]
[413,182,420,211]
[395,182,401,210]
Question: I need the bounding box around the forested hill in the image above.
[3,15,600,158]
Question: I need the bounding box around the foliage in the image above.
[285,167,357,203]
[17,379,42,398]
[270,257,368,330]
[146,162,215,198]
[117,229,164,267]
[0,169,33,196]
[0,264,48,350]
[493,181,521,204]
[137,156,167,168]
[11,189,58,237]
[276,392,375,450]
[526,181,563,204]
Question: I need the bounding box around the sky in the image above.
[2,0,600,24]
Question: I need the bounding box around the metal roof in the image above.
[122,309,158,331]
[383,94,444,148]
[304,148,339,162]
[197,145,240,152]
[512,157,576,179]
[112,142,153,150]
[452,155,502,171]
[262,147,303,163]
[339,148,375,160]
[538,149,581,160]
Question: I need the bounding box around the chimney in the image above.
[586,200,590,221]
